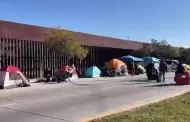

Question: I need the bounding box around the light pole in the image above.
[126,36,131,40]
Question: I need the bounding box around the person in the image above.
[44,67,52,82]
[120,65,128,76]
[146,61,155,80]
[127,62,134,75]
[176,60,184,73]
[158,60,168,82]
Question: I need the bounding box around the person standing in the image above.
[158,60,168,82]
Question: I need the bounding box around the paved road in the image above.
[0,73,190,122]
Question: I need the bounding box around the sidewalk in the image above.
[0,72,190,122]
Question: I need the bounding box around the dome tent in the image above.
[53,65,79,82]
[85,66,101,78]
[0,66,30,89]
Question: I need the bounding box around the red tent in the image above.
[1,66,21,72]
[54,65,79,82]
[56,65,78,75]
[0,66,30,89]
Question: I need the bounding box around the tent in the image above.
[0,66,30,89]
[182,64,190,72]
[53,65,79,82]
[138,64,146,73]
[105,59,125,70]
[119,55,143,62]
[104,59,127,77]
[85,66,101,78]
[143,57,160,63]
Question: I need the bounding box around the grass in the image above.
[89,92,190,122]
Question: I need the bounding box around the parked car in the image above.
[165,60,179,71]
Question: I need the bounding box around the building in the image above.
[0,20,145,79]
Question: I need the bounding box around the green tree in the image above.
[44,27,88,60]
[132,39,179,59]
[162,46,180,59]
[150,39,179,59]
[179,47,190,63]
[131,47,151,57]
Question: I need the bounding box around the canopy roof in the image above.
[143,57,160,63]
[119,55,143,62]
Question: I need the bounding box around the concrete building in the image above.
[0,20,145,79]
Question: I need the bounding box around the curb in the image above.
[78,89,190,122]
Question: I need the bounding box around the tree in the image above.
[179,47,190,63]
[150,39,179,59]
[131,47,151,57]
[162,47,180,59]
[44,27,88,60]
[131,39,179,59]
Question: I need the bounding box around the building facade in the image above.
[0,20,145,79]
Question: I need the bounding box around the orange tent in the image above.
[105,59,126,70]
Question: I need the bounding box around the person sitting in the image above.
[176,60,184,73]
[146,61,159,80]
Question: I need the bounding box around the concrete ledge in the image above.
[79,89,190,122]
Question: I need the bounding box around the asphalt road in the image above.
[0,73,190,122]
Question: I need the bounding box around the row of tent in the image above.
[85,56,160,78]
[0,56,160,89]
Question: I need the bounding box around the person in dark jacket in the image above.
[44,67,52,82]
[176,60,184,73]
[146,61,155,80]
[158,60,168,82]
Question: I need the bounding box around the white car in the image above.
[165,60,178,71]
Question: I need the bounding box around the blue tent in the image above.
[143,57,160,64]
[85,66,101,78]
[119,55,143,62]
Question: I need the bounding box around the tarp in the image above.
[119,55,143,62]
[143,57,160,64]
[85,66,101,78]
[105,59,125,70]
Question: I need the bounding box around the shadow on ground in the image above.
[74,84,90,86]
[122,82,152,85]
[119,79,158,83]
[142,83,184,87]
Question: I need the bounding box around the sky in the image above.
[0,0,190,47]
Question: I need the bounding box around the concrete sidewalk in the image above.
[0,72,189,122]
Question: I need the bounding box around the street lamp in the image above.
[126,36,131,40]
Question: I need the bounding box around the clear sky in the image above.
[0,0,190,47]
